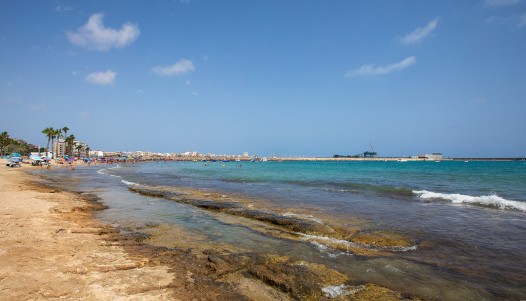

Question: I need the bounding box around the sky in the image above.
[1,0,525,157]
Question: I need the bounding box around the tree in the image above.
[86,146,91,158]
[62,127,69,156]
[42,127,54,157]
[47,128,62,159]
[76,144,83,159]
[65,135,75,157]
[62,127,69,139]
[0,131,11,157]
[2,137,33,156]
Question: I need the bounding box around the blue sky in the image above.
[1,0,525,157]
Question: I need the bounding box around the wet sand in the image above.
[0,159,421,300]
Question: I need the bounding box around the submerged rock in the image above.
[350,230,414,248]
[247,256,349,300]
[129,185,418,257]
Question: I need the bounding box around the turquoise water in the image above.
[129,160,526,201]
[35,160,526,300]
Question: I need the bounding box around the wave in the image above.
[121,180,138,186]
[97,168,120,178]
[97,166,139,187]
[413,190,526,212]
[323,182,414,198]
[301,233,418,253]
[96,164,120,175]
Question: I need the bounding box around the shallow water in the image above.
[34,160,526,300]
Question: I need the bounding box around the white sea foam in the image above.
[321,284,365,298]
[309,241,348,258]
[301,233,417,253]
[121,180,138,186]
[413,190,526,212]
[283,212,323,224]
[97,164,122,179]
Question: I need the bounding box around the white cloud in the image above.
[483,0,522,7]
[67,13,140,51]
[400,17,440,44]
[346,56,417,77]
[85,69,116,85]
[152,59,195,76]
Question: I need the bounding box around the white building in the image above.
[89,150,104,158]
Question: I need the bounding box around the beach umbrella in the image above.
[10,153,22,157]
[29,155,43,161]
[43,157,51,161]
[9,157,22,163]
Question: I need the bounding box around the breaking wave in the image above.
[413,190,526,212]
[121,180,138,186]
[96,164,120,175]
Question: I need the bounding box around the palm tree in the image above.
[0,131,11,157]
[76,144,83,159]
[65,135,75,157]
[42,127,54,157]
[86,146,91,158]
[50,128,61,159]
[62,127,69,139]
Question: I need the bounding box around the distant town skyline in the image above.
[1,1,525,157]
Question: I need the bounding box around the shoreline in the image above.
[0,159,426,300]
[0,159,176,300]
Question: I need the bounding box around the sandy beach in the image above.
[0,159,425,300]
[0,159,177,300]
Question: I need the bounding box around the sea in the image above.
[33,160,526,300]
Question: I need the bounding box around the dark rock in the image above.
[192,200,239,211]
